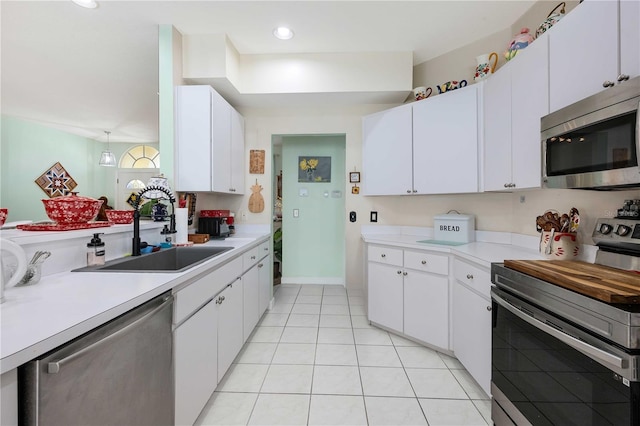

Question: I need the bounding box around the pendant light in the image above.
[99,130,117,167]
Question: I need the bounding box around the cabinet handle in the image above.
[466,274,474,280]
[421,260,427,265]
[486,306,492,311]
[402,271,408,276]
[381,254,386,258]
[617,74,630,82]
[412,190,417,193]
[510,183,516,188]
[264,247,269,251]
[406,189,412,194]
[397,270,402,274]
[258,263,264,268]
[251,255,256,260]
[504,183,509,188]
[603,80,615,88]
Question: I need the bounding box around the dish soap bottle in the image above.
[87,233,105,266]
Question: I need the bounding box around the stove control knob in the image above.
[599,223,613,234]
[615,225,632,237]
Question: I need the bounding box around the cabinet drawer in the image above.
[453,258,491,298]
[174,257,242,324]
[243,246,260,271]
[404,250,448,275]
[368,245,403,266]
[258,241,270,259]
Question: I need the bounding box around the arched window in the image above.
[119,145,160,168]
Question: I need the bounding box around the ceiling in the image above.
[1,1,535,144]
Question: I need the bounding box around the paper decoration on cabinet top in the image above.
[35,162,77,197]
[250,150,265,174]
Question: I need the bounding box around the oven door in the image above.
[491,287,640,426]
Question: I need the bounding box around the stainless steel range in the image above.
[491,205,640,426]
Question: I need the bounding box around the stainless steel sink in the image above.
[73,246,234,273]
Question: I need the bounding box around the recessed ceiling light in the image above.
[72,0,98,9]
[273,27,294,40]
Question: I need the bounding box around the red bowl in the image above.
[0,208,7,226]
[42,194,103,224]
[105,210,134,224]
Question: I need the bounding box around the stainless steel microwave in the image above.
[541,76,640,190]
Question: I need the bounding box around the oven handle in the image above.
[492,292,624,369]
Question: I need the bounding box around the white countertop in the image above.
[361,233,544,268]
[0,232,269,374]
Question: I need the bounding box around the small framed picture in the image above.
[351,186,360,194]
[349,172,360,183]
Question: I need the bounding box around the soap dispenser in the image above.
[87,233,106,266]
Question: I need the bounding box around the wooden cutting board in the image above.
[504,260,640,304]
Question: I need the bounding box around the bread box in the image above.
[434,213,475,243]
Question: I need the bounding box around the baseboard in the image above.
[281,277,345,285]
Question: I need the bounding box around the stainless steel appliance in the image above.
[19,292,174,425]
[491,207,640,425]
[541,76,640,190]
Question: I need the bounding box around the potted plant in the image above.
[273,227,282,283]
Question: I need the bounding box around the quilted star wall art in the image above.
[35,162,78,198]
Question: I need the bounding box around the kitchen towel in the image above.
[175,208,189,244]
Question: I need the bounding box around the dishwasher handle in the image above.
[48,295,172,374]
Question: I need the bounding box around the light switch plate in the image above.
[370,211,378,222]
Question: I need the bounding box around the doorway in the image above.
[275,134,346,285]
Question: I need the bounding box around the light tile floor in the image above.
[195,284,491,426]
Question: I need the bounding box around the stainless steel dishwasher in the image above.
[19,292,174,426]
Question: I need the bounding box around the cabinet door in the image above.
[549,1,618,112]
[413,86,479,194]
[230,108,245,194]
[174,299,217,426]
[453,282,491,396]
[483,65,513,191]
[258,256,271,315]
[217,279,244,381]
[620,0,640,81]
[211,90,232,193]
[404,271,449,350]
[243,266,260,342]
[510,32,549,190]
[175,86,212,192]
[362,104,413,195]
[367,262,403,333]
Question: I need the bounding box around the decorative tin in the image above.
[434,213,475,243]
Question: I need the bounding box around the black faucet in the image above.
[131,186,176,256]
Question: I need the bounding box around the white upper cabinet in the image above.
[363,86,480,196]
[175,85,245,194]
[549,0,637,112]
[484,33,549,191]
[413,85,479,194]
[230,109,245,194]
[362,104,413,195]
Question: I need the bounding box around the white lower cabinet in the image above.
[404,271,449,349]
[217,278,244,381]
[243,265,260,342]
[258,255,271,315]
[452,259,492,396]
[174,298,218,426]
[367,245,450,350]
[1,369,18,426]
[368,261,404,333]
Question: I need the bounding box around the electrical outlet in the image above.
[520,195,526,203]
[349,211,356,222]
[293,209,299,218]
[370,211,378,222]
